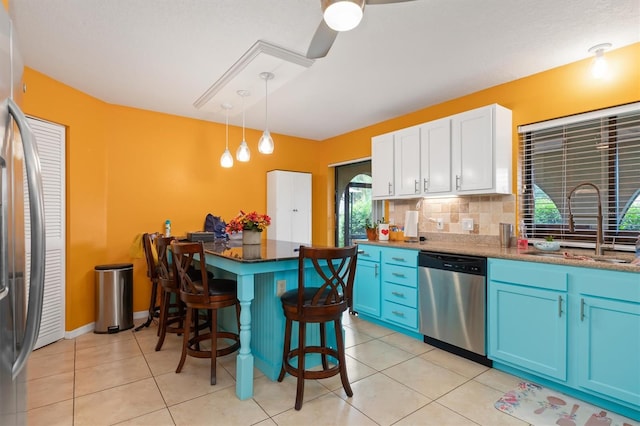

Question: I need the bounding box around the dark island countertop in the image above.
[203,239,311,263]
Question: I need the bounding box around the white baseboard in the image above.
[64,310,150,339]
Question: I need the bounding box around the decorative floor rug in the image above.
[495,382,638,426]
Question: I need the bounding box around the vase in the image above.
[242,230,262,245]
[242,244,261,260]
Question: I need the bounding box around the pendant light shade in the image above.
[220,103,233,168]
[322,0,364,32]
[236,90,251,162]
[258,72,275,155]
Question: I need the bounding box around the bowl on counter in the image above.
[533,241,561,252]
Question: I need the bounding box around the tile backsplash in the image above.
[389,195,516,236]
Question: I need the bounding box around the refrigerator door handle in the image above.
[8,99,46,379]
[0,153,7,301]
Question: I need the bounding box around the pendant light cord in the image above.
[242,94,246,141]
[264,77,268,130]
[225,107,229,149]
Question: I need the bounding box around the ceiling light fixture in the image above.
[220,103,234,168]
[588,43,612,79]
[322,0,364,32]
[258,72,275,155]
[236,90,251,162]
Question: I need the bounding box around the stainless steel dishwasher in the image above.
[418,251,491,366]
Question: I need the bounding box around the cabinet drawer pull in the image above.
[424,178,429,192]
[359,251,368,256]
[391,257,405,262]
[391,291,405,298]
[580,298,585,321]
[392,310,405,317]
[388,182,393,194]
[456,174,461,190]
[414,179,419,193]
[391,272,405,278]
[558,295,563,317]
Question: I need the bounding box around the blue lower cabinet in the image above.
[353,245,382,318]
[489,281,568,381]
[488,258,640,420]
[576,295,640,407]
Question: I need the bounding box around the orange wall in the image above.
[22,42,640,331]
[22,69,321,330]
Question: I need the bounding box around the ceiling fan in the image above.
[306,0,416,59]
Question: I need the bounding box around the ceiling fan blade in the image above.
[366,0,415,4]
[306,19,338,59]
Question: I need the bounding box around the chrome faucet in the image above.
[567,182,604,256]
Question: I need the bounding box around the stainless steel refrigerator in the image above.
[0,6,46,425]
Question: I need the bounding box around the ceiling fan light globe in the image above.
[220,149,234,168]
[236,140,251,162]
[323,0,364,31]
[258,130,274,154]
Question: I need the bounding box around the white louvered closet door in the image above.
[24,117,66,349]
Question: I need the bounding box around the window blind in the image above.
[520,103,640,247]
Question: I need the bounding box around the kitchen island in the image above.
[201,239,322,400]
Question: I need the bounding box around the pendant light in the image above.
[220,103,234,168]
[236,90,251,162]
[258,72,275,155]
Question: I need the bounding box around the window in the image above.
[520,102,640,247]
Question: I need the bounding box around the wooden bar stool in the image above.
[171,241,240,385]
[277,245,359,410]
[136,232,161,332]
[154,235,184,351]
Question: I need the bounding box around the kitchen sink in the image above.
[523,251,631,264]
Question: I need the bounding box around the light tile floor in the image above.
[26,314,537,426]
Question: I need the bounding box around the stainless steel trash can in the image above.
[94,263,134,333]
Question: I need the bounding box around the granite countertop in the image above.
[357,234,640,273]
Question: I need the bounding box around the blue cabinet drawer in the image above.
[383,282,417,308]
[382,301,418,329]
[382,247,417,267]
[489,259,568,292]
[357,244,382,262]
[382,264,417,288]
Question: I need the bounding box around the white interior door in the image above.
[24,117,65,349]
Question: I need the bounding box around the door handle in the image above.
[456,174,461,190]
[0,154,7,301]
[374,264,378,277]
[423,178,429,192]
[558,295,563,317]
[8,99,46,379]
[580,298,585,321]
[414,179,419,193]
[388,182,392,194]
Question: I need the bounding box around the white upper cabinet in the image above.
[394,126,421,196]
[451,104,512,195]
[419,118,451,195]
[372,133,395,199]
[371,104,512,200]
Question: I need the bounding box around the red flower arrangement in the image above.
[226,210,271,233]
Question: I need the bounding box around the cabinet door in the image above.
[576,296,640,406]
[420,118,451,194]
[394,126,421,196]
[372,133,395,198]
[451,106,493,192]
[290,173,312,245]
[489,281,568,381]
[353,260,380,318]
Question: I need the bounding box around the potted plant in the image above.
[226,210,271,245]
[365,220,377,241]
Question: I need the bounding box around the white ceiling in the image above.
[10,0,640,141]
